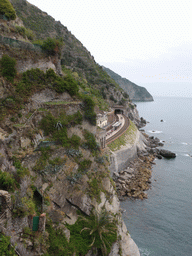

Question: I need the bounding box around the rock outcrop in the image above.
[159,149,176,158]
[0,2,144,255]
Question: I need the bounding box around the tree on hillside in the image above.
[0,54,17,82]
[0,0,16,20]
[79,209,117,256]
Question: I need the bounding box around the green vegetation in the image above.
[83,130,99,153]
[0,0,16,20]
[41,37,63,55]
[53,74,79,96]
[0,55,16,82]
[48,157,65,166]
[39,111,82,148]
[14,25,34,40]
[0,170,15,192]
[45,209,117,256]
[0,67,80,124]
[33,147,52,173]
[16,68,79,98]
[12,188,37,217]
[0,233,16,256]
[33,37,63,55]
[78,209,117,256]
[69,134,81,149]
[12,157,30,182]
[108,121,137,151]
[82,96,96,125]
[87,178,101,201]
[78,159,92,173]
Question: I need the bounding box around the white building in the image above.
[97,113,108,128]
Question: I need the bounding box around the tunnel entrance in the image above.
[114,109,124,115]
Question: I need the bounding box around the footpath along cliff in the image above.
[0,1,142,255]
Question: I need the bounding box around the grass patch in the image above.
[108,121,137,151]
[44,101,71,105]
[13,123,25,128]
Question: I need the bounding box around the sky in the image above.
[27,0,192,97]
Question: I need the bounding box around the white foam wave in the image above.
[183,153,192,157]
[148,130,163,134]
[139,248,151,256]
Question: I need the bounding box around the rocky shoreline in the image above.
[112,131,176,200]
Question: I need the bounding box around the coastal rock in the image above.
[159,149,176,158]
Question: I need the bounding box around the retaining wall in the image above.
[109,130,147,174]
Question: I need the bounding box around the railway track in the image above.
[106,115,130,145]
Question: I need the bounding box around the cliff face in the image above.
[103,66,154,102]
[0,2,141,255]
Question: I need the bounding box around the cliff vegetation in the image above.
[0,1,141,255]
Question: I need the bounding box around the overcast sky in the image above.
[27,0,192,97]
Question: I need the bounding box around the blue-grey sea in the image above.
[121,96,192,256]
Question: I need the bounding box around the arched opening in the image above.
[114,109,124,115]
[33,189,43,215]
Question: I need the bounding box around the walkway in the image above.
[106,114,130,145]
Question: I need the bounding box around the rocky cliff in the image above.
[0,1,141,255]
[103,66,154,102]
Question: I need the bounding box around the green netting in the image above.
[34,141,58,151]
[39,163,65,176]
[0,35,42,51]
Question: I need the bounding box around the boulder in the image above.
[160,149,176,158]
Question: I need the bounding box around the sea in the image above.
[121,96,192,256]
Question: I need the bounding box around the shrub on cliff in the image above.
[82,96,96,126]
[0,0,16,20]
[41,37,63,55]
[0,170,15,192]
[83,130,99,152]
[0,54,16,82]
[40,112,82,148]
[15,25,34,40]
[16,68,46,97]
[53,74,79,96]
[0,233,16,255]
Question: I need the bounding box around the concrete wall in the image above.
[109,130,147,174]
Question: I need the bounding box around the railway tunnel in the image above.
[113,105,128,117]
